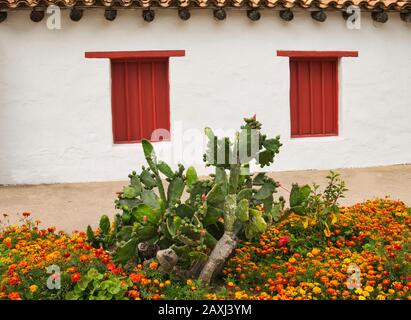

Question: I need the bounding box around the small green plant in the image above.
[287,171,348,237]
[86,215,117,249]
[65,268,131,300]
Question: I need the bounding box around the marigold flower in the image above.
[8,292,21,300]
[278,236,290,247]
[312,287,322,294]
[80,254,89,262]
[9,276,20,285]
[29,285,38,293]
[71,273,81,283]
[130,273,143,283]
[149,262,158,270]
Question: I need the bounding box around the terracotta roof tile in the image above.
[0,0,410,10]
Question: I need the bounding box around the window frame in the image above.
[86,50,185,144]
[277,50,358,139]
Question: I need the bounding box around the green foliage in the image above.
[86,215,117,249]
[65,268,131,300]
[88,116,283,270]
[288,171,348,237]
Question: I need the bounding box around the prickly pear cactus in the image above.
[88,116,285,280]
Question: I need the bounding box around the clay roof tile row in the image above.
[0,0,410,10]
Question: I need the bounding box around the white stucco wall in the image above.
[0,9,410,184]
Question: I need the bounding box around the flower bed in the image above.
[0,199,409,300]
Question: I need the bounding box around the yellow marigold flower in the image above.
[29,285,38,293]
[376,295,386,300]
[388,289,395,294]
[299,289,306,295]
[355,288,363,295]
[313,287,322,294]
[186,279,193,286]
[362,291,370,297]
[358,296,366,300]
[311,248,320,256]
[165,280,171,286]
[149,261,158,270]
[364,286,374,293]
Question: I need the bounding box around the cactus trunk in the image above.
[199,194,238,285]
[198,232,236,285]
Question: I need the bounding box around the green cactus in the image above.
[88,116,284,278]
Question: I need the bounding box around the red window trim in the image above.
[85,50,185,60]
[277,50,358,58]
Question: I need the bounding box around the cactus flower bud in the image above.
[200,229,206,237]
[143,215,148,222]
[252,114,256,120]
[201,194,207,201]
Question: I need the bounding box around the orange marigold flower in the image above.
[130,273,143,283]
[80,254,89,262]
[71,273,81,283]
[149,262,158,270]
[128,290,140,299]
[8,292,21,300]
[9,276,20,285]
[66,267,77,273]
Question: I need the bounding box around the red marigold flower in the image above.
[63,253,71,258]
[22,212,31,217]
[8,292,21,300]
[130,273,143,283]
[95,248,104,256]
[80,254,89,262]
[393,243,402,251]
[112,267,122,274]
[106,263,116,271]
[71,273,81,283]
[278,236,290,247]
[48,227,56,233]
[9,276,20,285]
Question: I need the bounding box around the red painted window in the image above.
[111,59,170,143]
[85,50,185,143]
[277,50,358,138]
[289,58,339,138]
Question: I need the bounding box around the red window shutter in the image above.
[111,58,170,143]
[289,58,338,138]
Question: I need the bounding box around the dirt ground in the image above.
[1,164,410,232]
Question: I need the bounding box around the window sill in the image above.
[289,134,344,143]
[113,138,170,145]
